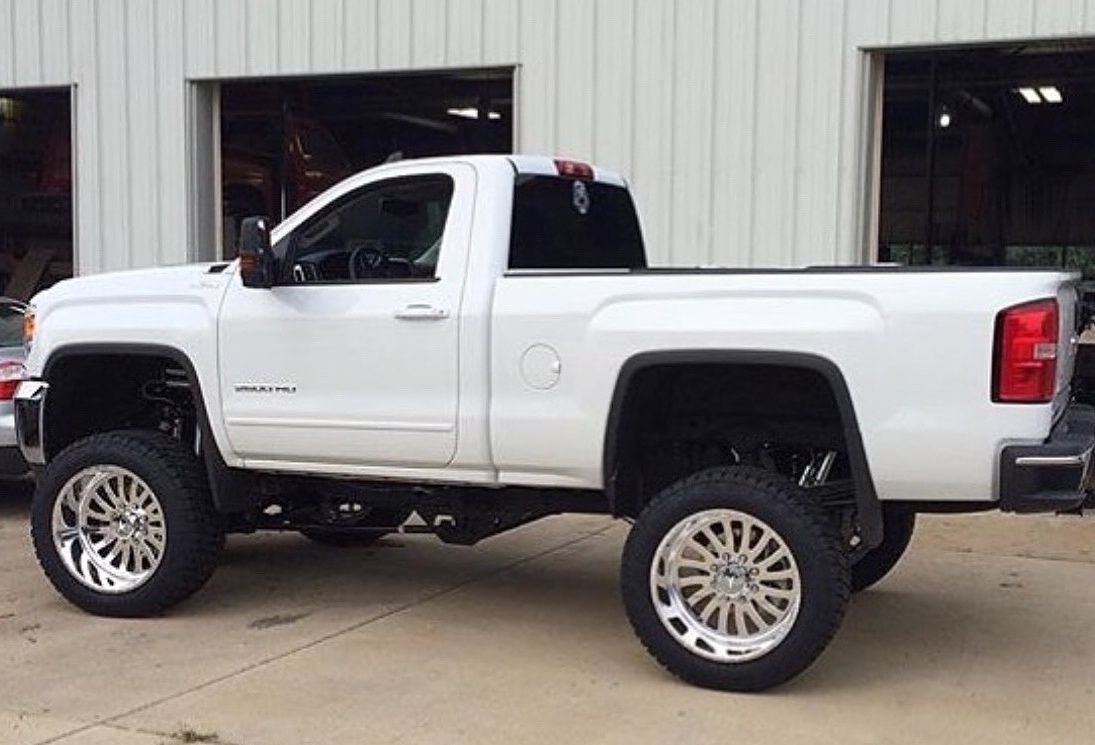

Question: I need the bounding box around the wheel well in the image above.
[605,358,875,525]
[44,352,199,461]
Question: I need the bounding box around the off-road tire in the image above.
[31,430,224,617]
[300,508,412,547]
[621,466,850,691]
[851,504,915,592]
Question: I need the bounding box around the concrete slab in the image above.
[0,482,608,744]
[3,481,1095,745]
[47,726,164,745]
[114,525,1095,745]
[912,511,1095,563]
[0,712,85,745]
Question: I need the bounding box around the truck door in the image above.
[217,162,475,470]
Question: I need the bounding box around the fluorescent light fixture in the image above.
[1039,85,1063,103]
[447,107,503,120]
[1017,87,1042,104]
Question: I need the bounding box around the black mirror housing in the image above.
[238,216,275,289]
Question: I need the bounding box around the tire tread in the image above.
[621,466,850,691]
[31,430,223,617]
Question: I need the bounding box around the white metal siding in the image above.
[4,0,1095,273]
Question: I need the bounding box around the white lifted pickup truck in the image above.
[15,155,1094,691]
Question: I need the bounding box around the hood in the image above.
[32,262,235,311]
[24,261,237,376]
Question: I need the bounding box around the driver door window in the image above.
[286,174,454,283]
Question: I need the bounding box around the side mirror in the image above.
[238,216,276,289]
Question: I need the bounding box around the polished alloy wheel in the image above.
[51,465,167,594]
[649,508,801,662]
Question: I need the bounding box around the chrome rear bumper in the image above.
[999,404,1095,513]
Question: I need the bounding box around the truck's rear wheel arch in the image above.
[603,351,882,546]
[41,343,250,513]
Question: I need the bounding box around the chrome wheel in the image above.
[51,465,167,594]
[650,508,801,663]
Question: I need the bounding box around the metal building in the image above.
[2,0,1095,289]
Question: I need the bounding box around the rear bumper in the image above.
[13,380,48,467]
[999,404,1095,513]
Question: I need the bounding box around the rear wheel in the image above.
[851,504,915,592]
[621,467,849,691]
[30,431,223,617]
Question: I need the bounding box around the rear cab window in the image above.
[508,174,646,271]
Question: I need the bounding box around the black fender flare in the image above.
[42,343,252,513]
[602,349,883,548]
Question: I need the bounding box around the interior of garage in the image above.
[0,89,73,301]
[879,42,1095,291]
[218,68,513,256]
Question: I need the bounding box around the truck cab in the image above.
[217,156,644,485]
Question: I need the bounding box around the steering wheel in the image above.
[348,243,386,280]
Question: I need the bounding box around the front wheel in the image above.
[621,467,849,691]
[30,431,224,617]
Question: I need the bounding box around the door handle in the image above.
[394,303,449,320]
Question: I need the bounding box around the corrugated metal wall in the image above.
[2,0,1095,273]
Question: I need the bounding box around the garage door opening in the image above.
[878,42,1095,289]
[218,68,513,257]
[0,89,73,300]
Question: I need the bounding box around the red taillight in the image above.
[554,159,594,180]
[0,360,26,401]
[993,298,1059,403]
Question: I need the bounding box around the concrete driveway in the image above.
[2,480,1093,745]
